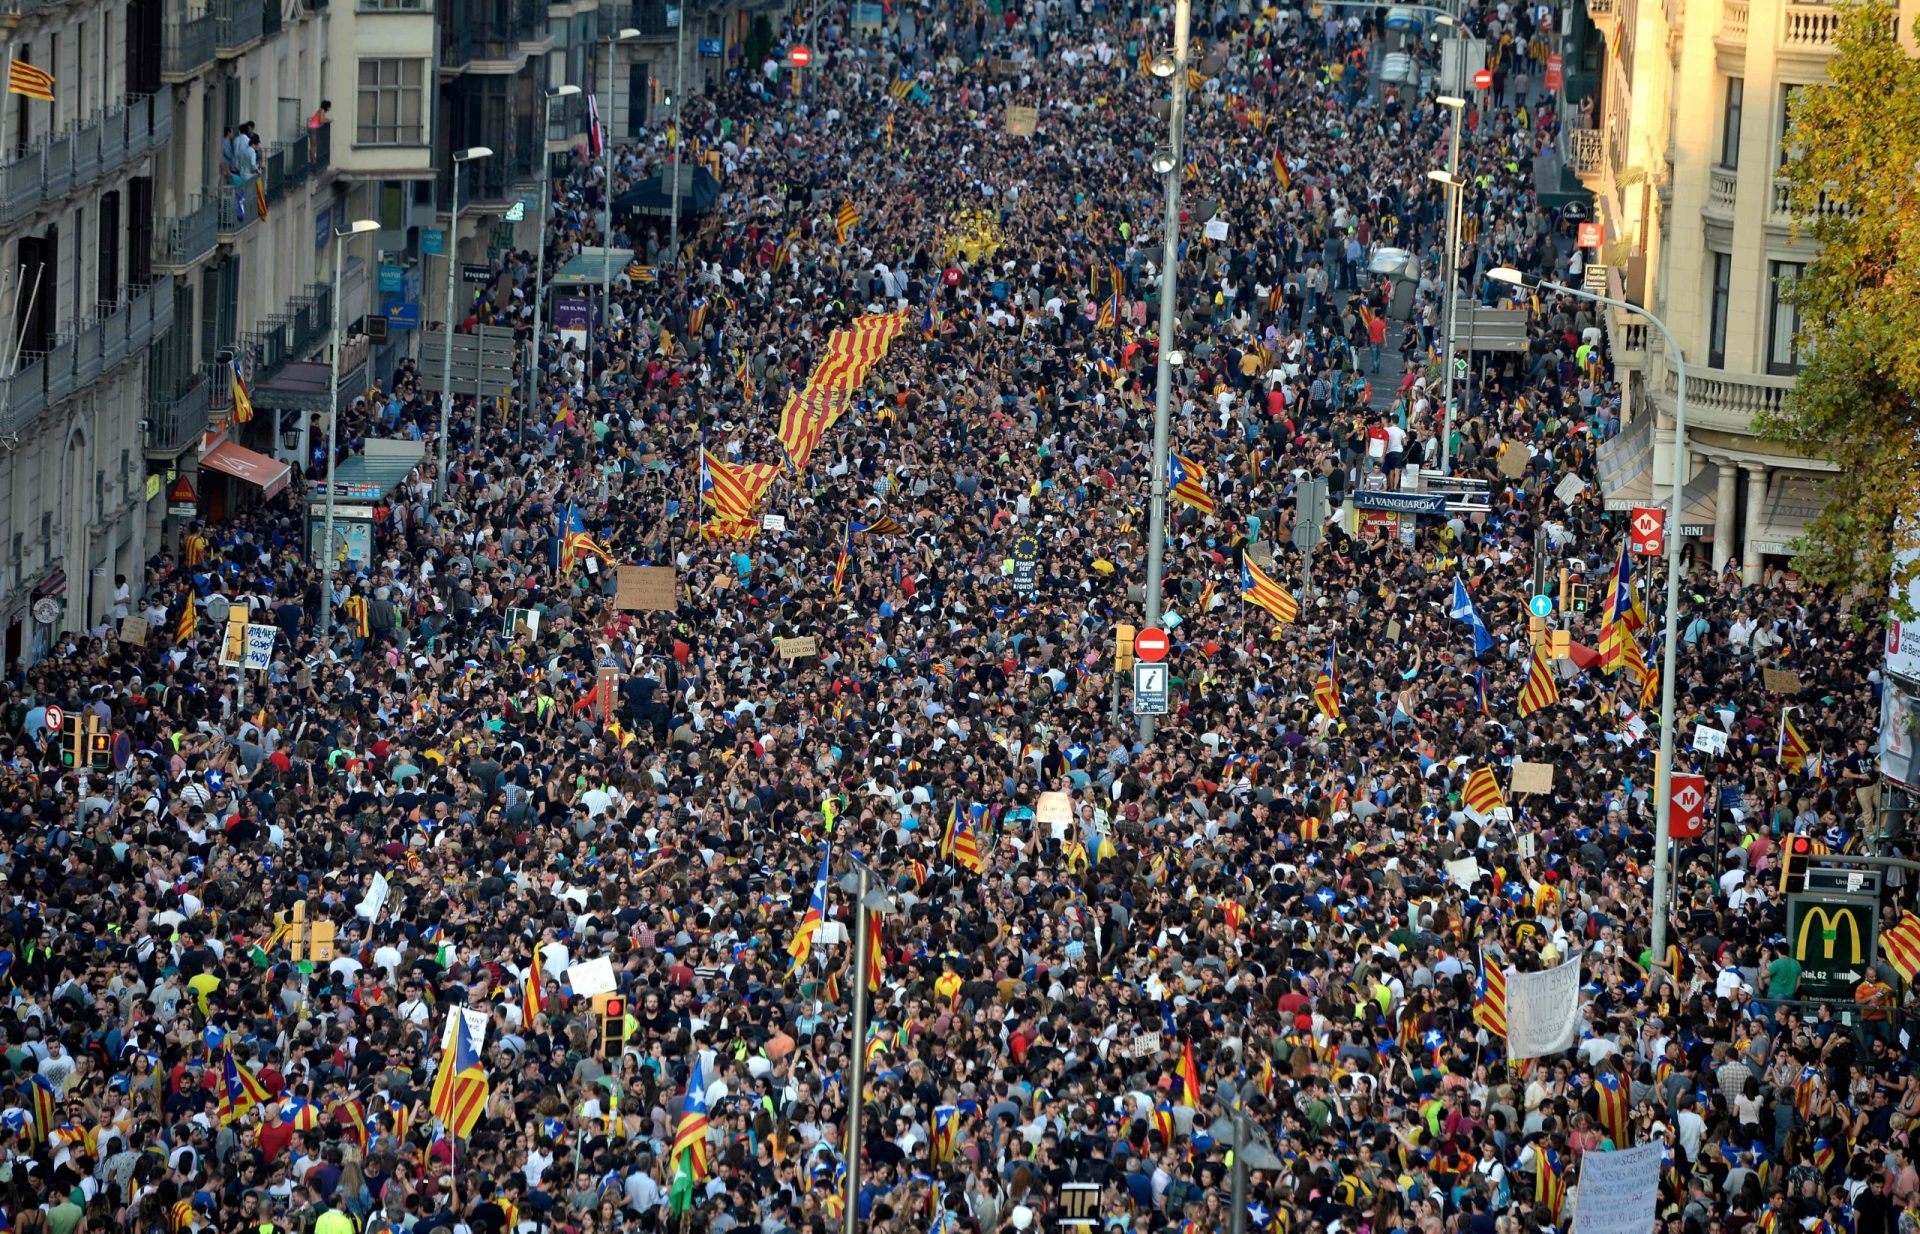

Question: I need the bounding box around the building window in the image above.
[356,59,424,146]
[1720,77,1743,169]
[1767,261,1805,375]
[1779,83,1804,169]
[1708,251,1731,370]
[358,0,425,9]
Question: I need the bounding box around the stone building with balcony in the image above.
[0,0,178,663]
[144,0,368,549]
[1568,0,1920,581]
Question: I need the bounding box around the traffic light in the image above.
[88,730,112,771]
[1115,624,1137,671]
[61,715,84,768]
[599,997,627,1057]
[1779,834,1816,894]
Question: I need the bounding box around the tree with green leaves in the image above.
[1757,3,1920,606]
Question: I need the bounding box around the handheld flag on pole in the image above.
[1450,576,1494,656]
[1515,643,1560,717]
[785,846,832,977]
[1462,767,1506,817]
[1312,645,1340,720]
[1168,453,1216,515]
[1173,1040,1203,1108]
[1241,558,1299,623]
[1472,954,1508,1039]
[672,1056,713,1182]
[1777,708,1809,773]
[836,203,860,243]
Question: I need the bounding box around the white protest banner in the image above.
[243,623,278,671]
[567,954,617,997]
[1571,1140,1665,1234]
[1505,953,1584,1060]
[440,1005,491,1051]
[1692,724,1728,755]
[1444,857,1483,888]
[356,872,391,922]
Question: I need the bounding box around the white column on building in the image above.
[1713,461,1738,575]
[1742,464,1770,585]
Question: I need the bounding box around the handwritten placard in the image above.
[1005,105,1039,137]
[615,565,678,613]
[777,636,818,660]
[1763,669,1802,695]
[1510,761,1555,795]
[118,616,149,646]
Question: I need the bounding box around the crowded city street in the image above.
[0,2,1913,1234]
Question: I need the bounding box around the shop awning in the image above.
[1752,473,1832,558]
[203,441,292,500]
[1597,411,1654,510]
[307,438,426,502]
[255,361,334,413]
[551,247,637,288]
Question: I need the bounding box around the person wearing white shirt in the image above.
[625,1159,663,1213]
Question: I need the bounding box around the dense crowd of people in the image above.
[0,2,1913,1234]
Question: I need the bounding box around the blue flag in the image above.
[1450,576,1494,656]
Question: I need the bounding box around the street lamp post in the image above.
[668,1,690,263]
[527,85,581,436]
[1141,0,1191,745]
[1490,265,1687,964]
[1432,95,1466,474]
[318,218,382,638]
[438,145,493,503]
[601,28,641,323]
[836,861,895,1234]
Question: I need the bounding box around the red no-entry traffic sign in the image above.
[1473,69,1492,89]
[1135,627,1170,662]
[789,46,812,68]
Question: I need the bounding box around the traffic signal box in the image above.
[60,713,113,771]
[599,997,627,1057]
[1115,624,1137,672]
[1778,834,1817,894]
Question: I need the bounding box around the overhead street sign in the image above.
[1449,300,1531,353]
[1785,893,1880,1001]
[417,325,519,398]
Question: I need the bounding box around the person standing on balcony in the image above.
[308,100,331,131]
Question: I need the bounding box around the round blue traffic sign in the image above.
[1528,594,1553,619]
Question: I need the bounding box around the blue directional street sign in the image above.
[1528,594,1554,619]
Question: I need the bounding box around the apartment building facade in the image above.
[0,0,176,662]
[1573,0,1920,581]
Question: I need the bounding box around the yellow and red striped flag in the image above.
[1463,767,1506,816]
[1241,557,1298,624]
[7,61,53,102]
[1881,911,1920,983]
[1515,643,1560,717]
[835,202,860,242]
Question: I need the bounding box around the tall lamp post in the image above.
[318,218,382,637]
[600,27,642,323]
[1490,265,1688,964]
[437,144,493,502]
[1431,94,1466,474]
[527,84,581,435]
[1140,0,1191,745]
[667,0,690,263]
[835,860,896,1234]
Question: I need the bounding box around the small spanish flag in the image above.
[230,359,254,424]
[7,61,54,102]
